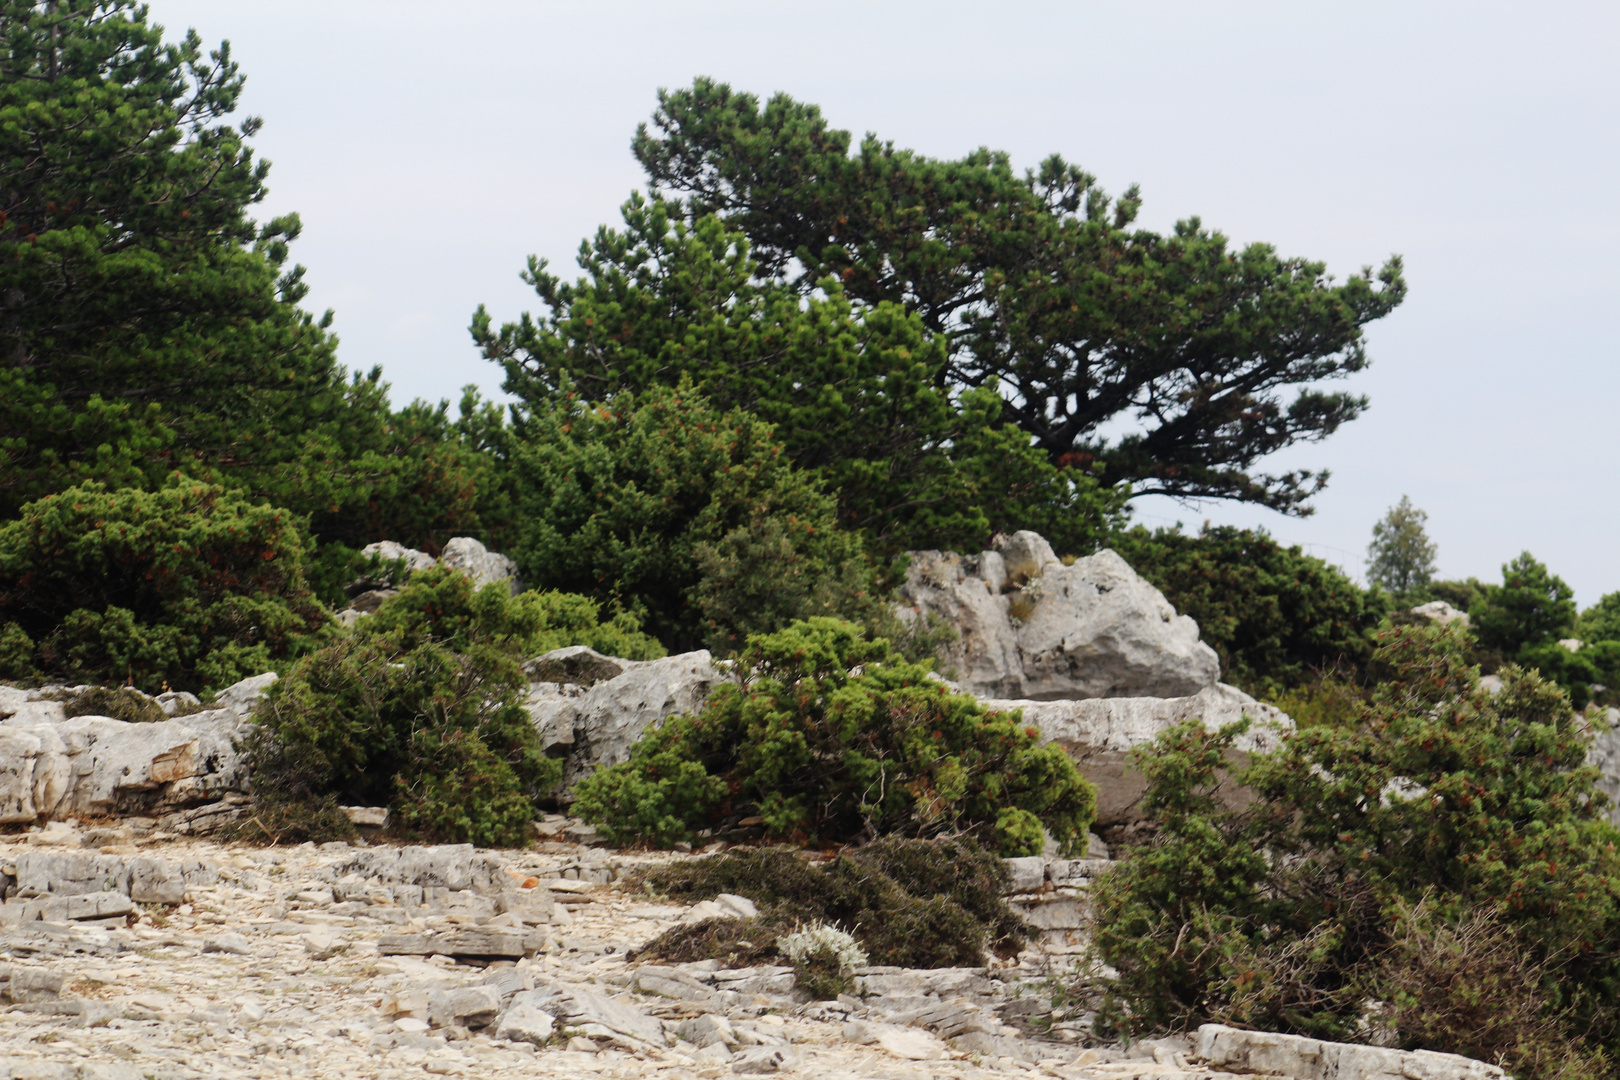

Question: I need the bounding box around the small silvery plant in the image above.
[776,922,867,1001]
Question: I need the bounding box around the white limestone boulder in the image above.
[0,671,270,823]
[524,650,726,786]
[1195,1022,1504,1079]
[439,536,522,595]
[897,531,1220,701]
[984,682,1291,826]
[359,540,437,577]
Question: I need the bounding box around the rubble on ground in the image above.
[0,824,1503,1079]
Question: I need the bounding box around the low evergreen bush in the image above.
[1111,524,1384,696]
[0,477,329,692]
[635,837,1029,968]
[504,380,885,655]
[573,618,1096,854]
[245,565,664,847]
[1088,624,1620,1079]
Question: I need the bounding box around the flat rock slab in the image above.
[378,928,544,959]
[1196,1023,1506,1080]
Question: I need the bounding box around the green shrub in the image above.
[1089,625,1620,1078]
[246,568,661,847]
[1110,524,1384,696]
[504,379,883,653]
[636,837,1029,967]
[0,477,328,692]
[247,633,549,847]
[0,622,36,682]
[574,618,1095,854]
[357,564,664,660]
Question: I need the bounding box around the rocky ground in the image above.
[0,825,1504,1080]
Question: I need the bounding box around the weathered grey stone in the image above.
[154,691,201,716]
[203,933,251,955]
[0,686,66,726]
[896,548,1025,697]
[1194,1022,1505,1079]
[14,852,131,898]
[712,965,797,997]
[496,993,556,1044]
[676,1013,737,1048]
[435,985,500,1029]
[1013,894,1084,931]
[330,844,475,891]
[857,967,994,1000]
[522,682,584,754]
[1002,856,1045,894]
[128,856,186,905]
[358,540,437,581]
[439,536,521,595]
[986,682,1291,826]
[5,965,64,1003]
[897,532,1220,701]
[495,884,554,924]
[730,1046,800,1073]
[843,1019,949,1060]
[526,978,666,1049]
[1588,707,1620,829]
[0,706,252,824]
[301,930,346,961]
[212,672,279,718]
[681,892,758,924]
[340,806,388,828]
[38,890,134,922]
[551,650,726,784]
[377,928,539,959]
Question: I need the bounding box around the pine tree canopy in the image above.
[0,1,490,555]
[629,79,1408,514]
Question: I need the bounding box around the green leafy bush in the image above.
[636,837,1030,968]
[504,380,885,654]
[0,477,328,692]
[1111,524,1385,696]
[248,634,547,847]
[358,564,664,660]
[1089,625,1620,1078]
[246,567,663,847]
[574,618,1095,854]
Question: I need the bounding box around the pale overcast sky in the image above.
[155,1,1620,604]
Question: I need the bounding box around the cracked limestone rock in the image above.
[897,531,1220,701]
[986,682,1291,827]
[522,649,726,785]
[0,672,273,825]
